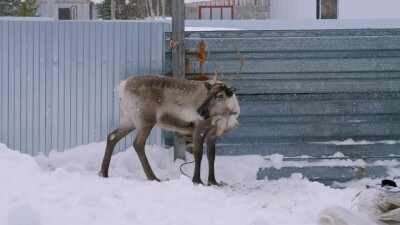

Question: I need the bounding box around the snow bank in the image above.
[186,27,242,31]
[0,142,390,225]
[314,138,400,146]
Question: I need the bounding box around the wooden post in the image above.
[172,0,186,161]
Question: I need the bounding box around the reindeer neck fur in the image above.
[208,88,240,136]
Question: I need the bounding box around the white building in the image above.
[186,0,400,20]
[269,0,400,20]
[38,0,95,20]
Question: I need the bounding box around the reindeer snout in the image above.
[225,87,236,97]
[197,107,210,120]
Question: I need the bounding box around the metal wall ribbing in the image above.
[167,29,400,184]
[0,19,171,155]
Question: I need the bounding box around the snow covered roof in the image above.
[37,0,92,3]
[185,0,212,3]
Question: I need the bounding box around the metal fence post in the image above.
[172,0,186,161]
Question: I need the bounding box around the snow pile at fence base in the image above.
[318,186,400,225]
[358,187,400,222]
[0,142,396,225]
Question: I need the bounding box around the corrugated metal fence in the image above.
[0,19,171,155]
[168,29,400,184]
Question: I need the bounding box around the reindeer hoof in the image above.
[192,177,204,185]
[98,171,109,178]
[208,179,219,186]
[147,176,161,182]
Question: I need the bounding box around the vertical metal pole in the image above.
[111,0,116,20]
[172,0,186,161]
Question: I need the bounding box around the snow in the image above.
[185,0,211,3]
[266,153,284,169]
[314,138,400,146]
[0,142,396,225]
[89,0,104,3]
[186,26,242,31]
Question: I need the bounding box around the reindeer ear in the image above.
[204,82,212,90]
[225,87,236,97]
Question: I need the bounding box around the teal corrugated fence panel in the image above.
[0,19,171,155]
[166,29,400,185]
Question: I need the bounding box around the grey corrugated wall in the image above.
[0,19,171,155]
[173,29,400,154]
[167,29,400,183]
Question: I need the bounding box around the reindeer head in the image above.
[197,82,238,120]
[196,47,243,128]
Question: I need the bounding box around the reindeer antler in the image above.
[211,60,219,83]
[226,46,244,83]
[210,46,244,84]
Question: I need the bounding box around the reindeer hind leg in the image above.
[133,125,160,181]
[99,125,135,177]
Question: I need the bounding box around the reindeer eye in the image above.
[216,93,224,99]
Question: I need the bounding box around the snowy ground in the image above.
[0,142,393,225]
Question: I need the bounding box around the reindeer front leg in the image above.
[192,121,207,185]
[206,135,218,186]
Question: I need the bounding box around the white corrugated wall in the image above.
[269,0,400,20]
[0,19,171,156]
[269,0,316,19]
[339,0,400,19]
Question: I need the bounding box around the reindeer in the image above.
[98,50,244,185]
